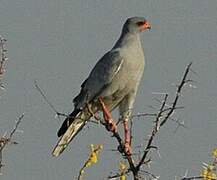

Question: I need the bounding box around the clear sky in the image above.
[0,0,217,179]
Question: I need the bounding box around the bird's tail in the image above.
[52,103,98,157]
[57,109,81,137]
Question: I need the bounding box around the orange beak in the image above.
[140,21,151,31]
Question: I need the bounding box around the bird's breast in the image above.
[122,47,145,79]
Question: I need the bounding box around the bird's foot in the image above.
[123,119,132,156]
[99,97,117,133]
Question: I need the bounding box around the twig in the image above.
[136,94,168,170]
[108,169,131,179]
[0,36,8,89]
[139,170,160,179]
[160,62,192,126]
[180,176,204,180]
[0,113,24,174]
[131,113,157,118]
[135,62,193,174]
[34,80,68,120]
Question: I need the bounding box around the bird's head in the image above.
[123,17,151,34]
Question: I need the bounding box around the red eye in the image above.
[136,21,145,26]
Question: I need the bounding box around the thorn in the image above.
[171,82,177,87]
[3,132,7,137]
[189,68,198,77]
[148,105,157,110]
[16,129,24,134]
[157,149,161,159]
[184,169,189,177]
[188,84,197,89]
[151,92,167,95]
[54,114,58,119]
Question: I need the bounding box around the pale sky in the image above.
[0,0,217,179]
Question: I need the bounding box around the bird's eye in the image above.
[136,21,145,26]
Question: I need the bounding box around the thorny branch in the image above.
[0,36,8,89]
[160,62,192,127]
[106,62,193,179]
[135,62,193,174]
[35,62,193,179]
[108,168,160,180]
[136,94,168,170]
[0,114,24,174]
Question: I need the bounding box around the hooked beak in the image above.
[140,21,151,31]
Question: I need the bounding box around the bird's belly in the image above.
[101,86,132,112]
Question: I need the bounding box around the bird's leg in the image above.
[123,118,132,156]
[98,97,117,133]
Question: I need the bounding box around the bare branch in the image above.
[108,169,131,179]
[180,176,204,180]
[160,62,192,126]
[136,94,168,170]
[34,80,68,120]
[0,36,8,89]
[135,62,193,174]
[0,113,24,174]
[131,113,157,118]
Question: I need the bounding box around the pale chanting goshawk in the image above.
[52,17,151,157]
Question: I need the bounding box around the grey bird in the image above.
[52,17,151,157]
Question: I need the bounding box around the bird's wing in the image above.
[73,49,124,108]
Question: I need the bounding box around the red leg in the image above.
[99,97,117,133]
[123,119,132,156]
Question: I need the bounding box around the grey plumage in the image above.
[52,17,151,157]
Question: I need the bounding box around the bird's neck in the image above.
[113,32,141,50]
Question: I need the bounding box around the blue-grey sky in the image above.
[0,0,217,179]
